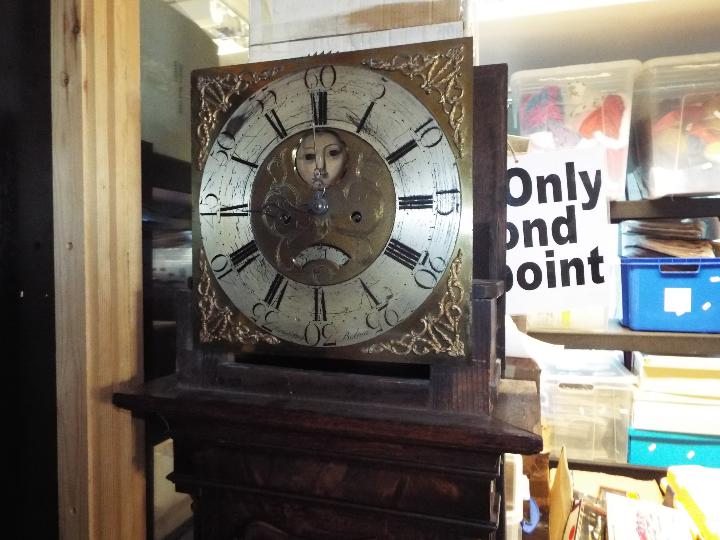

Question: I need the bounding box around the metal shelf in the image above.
[548,457,667,482]
[527,320,720,356]
[610,197,720,223]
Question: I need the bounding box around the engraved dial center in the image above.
[250,128,396,287]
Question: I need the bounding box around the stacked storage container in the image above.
[632,53,720,199]
[629,353,720,468]
[621,53,720,333]
[621,54,720,470]
[510,59,641,201]
[540,351,636,463]
[620,257,720,333]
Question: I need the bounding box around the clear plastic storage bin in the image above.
[510,60,641,200]
[541,350,637,463]
[632,52,720,198]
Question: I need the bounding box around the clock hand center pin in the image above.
[308,188,329,215]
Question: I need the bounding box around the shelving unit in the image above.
[610,198,720,223]
[533,196,719,477]
[528,320,720,356]
[549,457,666,482]
[529,197,720,357]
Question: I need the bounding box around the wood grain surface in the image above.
[51,1,145,538]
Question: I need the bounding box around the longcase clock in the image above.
[192,38,474,369]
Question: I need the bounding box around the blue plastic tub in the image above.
[628,428,720,468]
[620,257,720,333]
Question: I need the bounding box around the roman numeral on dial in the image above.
[264,273,288,309]
[398,195,433,210]
[384,239,421,270]
[386,139,418,165]
[229,241,259,273]
[311,91,327,126]
[355,101,375,133]
[386,119,443,165]
[230,155,258,169]
[264,109,287,139]
[360,279,388,310]
[314,288,327,321]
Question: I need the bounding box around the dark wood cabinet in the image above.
[115,377,540,540]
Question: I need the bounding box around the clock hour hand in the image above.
[246,202,298,224]
[254,194,329,225]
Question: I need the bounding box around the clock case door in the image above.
[191,39,475,368]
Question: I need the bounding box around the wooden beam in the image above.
[51,0,145,538]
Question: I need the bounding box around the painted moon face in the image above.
[294,130,349,189]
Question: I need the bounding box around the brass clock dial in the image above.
[194,40,473,358]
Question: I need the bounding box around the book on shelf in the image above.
[631,353,720,435]
[667,465,720,540]
[632,353,720,398]
[633,390,720,435]
[605,493,693,540]
[620,217,720,257]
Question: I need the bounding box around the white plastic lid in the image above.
[510,59,641,94]
[541,349,637,386]
[638,52,720,88]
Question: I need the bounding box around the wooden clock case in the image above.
[114,40,541,539]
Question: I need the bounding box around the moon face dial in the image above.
[199,64,462,347]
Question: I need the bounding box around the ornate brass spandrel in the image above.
[361,249,465,357]
[195,66,282,170]
[362,45,466,157]
[198,249,280,345]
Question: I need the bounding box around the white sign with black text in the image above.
[505,148,614,315]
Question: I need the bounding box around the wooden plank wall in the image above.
[51,0,145,538]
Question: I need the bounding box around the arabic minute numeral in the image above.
[304,65,337,90]
[365,306,400,334]
[413,254,447,290]
[436,188,460,215]
[251,302,278,332]
[250,87,278,114]
[304,322,336,346]
[414,118,443,148]
[210,253,233,280]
